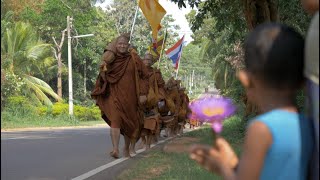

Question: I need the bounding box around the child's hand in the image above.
[189,137,238,175]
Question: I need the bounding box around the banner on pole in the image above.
[148,30,167,59]
[139,0,166,41]
[165,35,185,70]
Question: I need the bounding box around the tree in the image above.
[107,0,182,55]
[176,0,310,116]
[1,22,62,106]
[52,29,67,98]
[17,0,118,102]
[171,0,310,33]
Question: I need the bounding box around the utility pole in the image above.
[67,16,94,115]
[189,73,192,91]
[191,70,195,87]
[67,16,73,115]
[84,59,86,96]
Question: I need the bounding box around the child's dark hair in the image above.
[244,23,304,90]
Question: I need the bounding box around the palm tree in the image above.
[200,31,235,91]
[1,21,62,106]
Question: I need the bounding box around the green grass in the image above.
[1,111,105,129]
[117,114,246,180]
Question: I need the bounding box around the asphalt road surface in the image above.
[1,127,129,180]
[1,126,187,180]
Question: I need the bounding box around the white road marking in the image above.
[1,136,59,140]
[1,136,29,140]
[71,136,175,180]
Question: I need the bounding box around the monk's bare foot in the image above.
[109,150,119,159]
[152,137,158,144]
[123,150,131,158]
[137,142,145,149]
[130,147,136,154]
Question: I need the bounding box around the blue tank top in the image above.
[250,109,314,180]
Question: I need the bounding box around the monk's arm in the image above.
[100,39,117,69]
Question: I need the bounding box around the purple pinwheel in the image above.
[188,97,236,133]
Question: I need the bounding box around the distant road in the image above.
[1,126,191,180]
[1,127,122,180]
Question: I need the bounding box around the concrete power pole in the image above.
[191,70,195,87]
[67,16,94,115]
[67,16,73,115]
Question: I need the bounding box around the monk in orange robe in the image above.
[91,34,149,158]
[177,87,190,134]
[138,52,166,150]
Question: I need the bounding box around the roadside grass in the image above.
[1,111,105,129]
[117,114,246,180]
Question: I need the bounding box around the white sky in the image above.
[96,0,194,43]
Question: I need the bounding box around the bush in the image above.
[6,95,36,114]
[36,102,101,121]
[37,106,48,116]
[1,72,23,109]
[221,79,244,104]
[51,102,69,116]
[74,105,101,121]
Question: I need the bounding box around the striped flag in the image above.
[165,35,185,70]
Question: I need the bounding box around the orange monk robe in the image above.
[140,66,166,108]
[178,89,190,121]
[92,51,150,139]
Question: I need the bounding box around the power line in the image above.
[177,66,211,70]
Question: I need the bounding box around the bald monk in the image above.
[138,52,166,150]
[91,34,149,158]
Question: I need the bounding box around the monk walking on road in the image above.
[91,33,149,158]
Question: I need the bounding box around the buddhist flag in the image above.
[139,0,166,40]
[148,30,167,58]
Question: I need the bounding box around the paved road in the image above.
[1,126,190,180]
[1,127,125,180]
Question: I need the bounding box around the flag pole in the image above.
[175,35,185,79]
[129,2,139,43]
[157,28,167,69]
[175,55,181,78]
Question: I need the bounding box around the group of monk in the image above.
[91,33,190,159]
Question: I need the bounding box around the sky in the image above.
[95,0,194,43]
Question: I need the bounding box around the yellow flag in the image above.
[148,32,167,58]
[139,0,166,40]
[149,35,163,56]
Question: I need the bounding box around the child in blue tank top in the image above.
[190,23,314,180]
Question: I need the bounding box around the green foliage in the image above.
[172,0,310,36]
[5,95,37,115]
[1,72,23,108]
[221,79,245,104]
[1,21,61,106]
[1,110,104,129]
[107,0,181,56]
[74,105,101,121]
[37,102,101,121]
[17,0,118,102]
[117,113,246,180]
[278,0,311,35]
[1,11,14,38]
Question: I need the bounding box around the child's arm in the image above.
[190,121,272,180]
[230,121,272,179]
